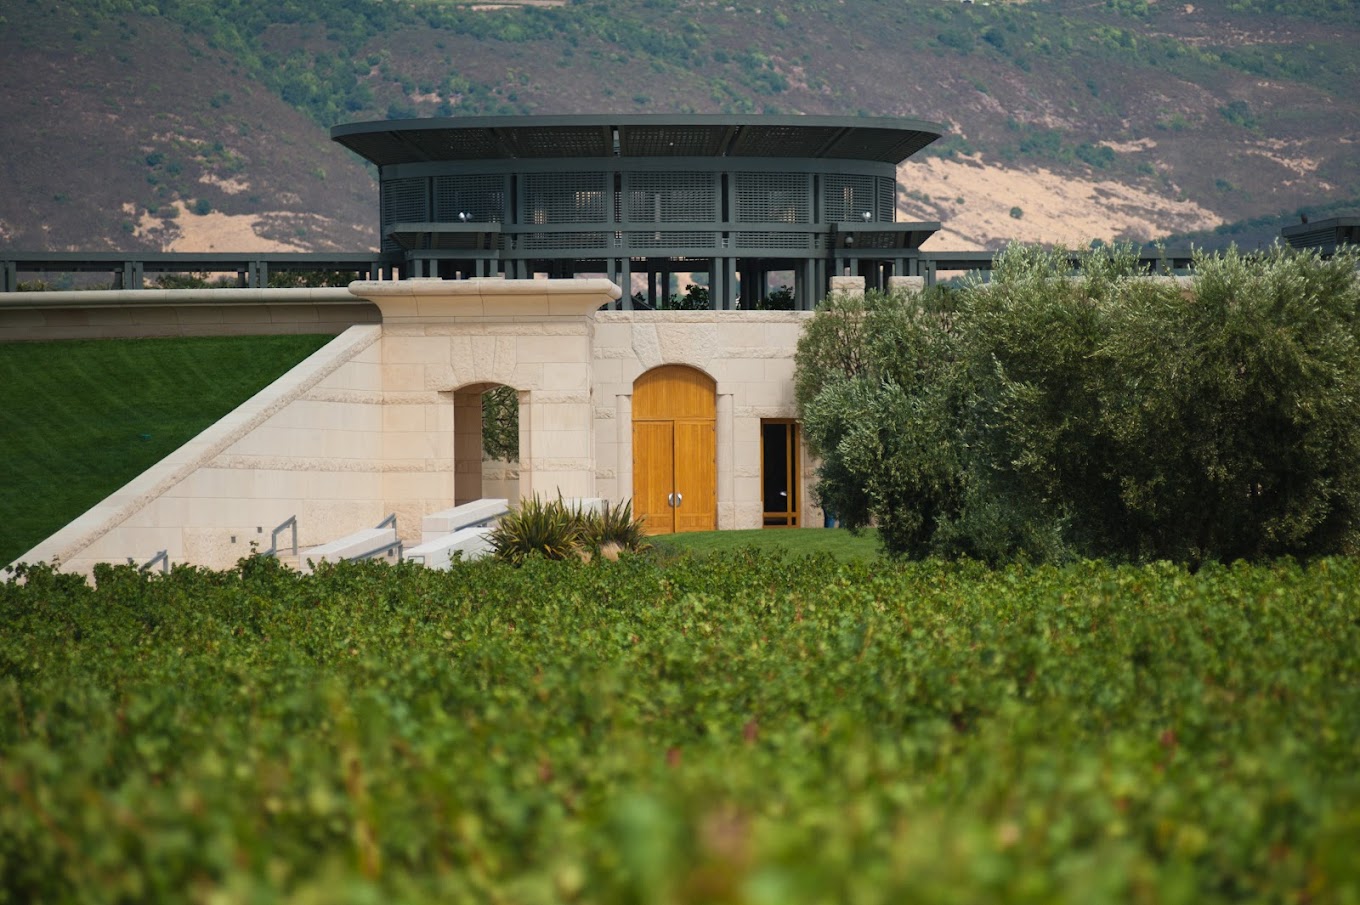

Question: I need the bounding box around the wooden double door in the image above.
[633,366,716,535]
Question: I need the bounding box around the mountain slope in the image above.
[1,0,1356,253]
[0,3,375,252]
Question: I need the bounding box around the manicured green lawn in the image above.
[0,334,331,565]
[651,526,882,561]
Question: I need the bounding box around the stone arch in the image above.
[451,381,525,505]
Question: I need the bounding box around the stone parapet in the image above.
[829,275,865,298]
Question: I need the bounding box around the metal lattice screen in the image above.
[433,175,504,223]
[625,230,719,251]
[824,174,895,223]
[520,231,610,250]
[522,173,609,224]
[381,177,429,251]
[878,176,896,222]
[624,172,718,223]
[734,173,810,224]
[735,231,811,250]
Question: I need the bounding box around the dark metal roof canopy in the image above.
[331,114,944,167]
[1281,217,1360,256]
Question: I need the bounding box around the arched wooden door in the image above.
[633,365,716,535]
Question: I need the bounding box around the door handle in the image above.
[674,492,683,507]
[667,492,675,507]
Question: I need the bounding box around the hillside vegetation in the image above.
[1,0,1357,253]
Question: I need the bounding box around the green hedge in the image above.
[798,245,1360,563]
[2,553,1358,901]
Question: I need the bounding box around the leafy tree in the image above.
[664,283,711,310]
[965,244,1360,563]
[796,245,1360,563]
[796,287,967,557]
[482,385,519,462]
[266,270,360,288]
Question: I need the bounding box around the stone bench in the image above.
[405,526,496,569]
[421,499,509,543]
[297,526,399,573]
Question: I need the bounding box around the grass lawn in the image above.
[0,334,332,565]
[651,526,882,561]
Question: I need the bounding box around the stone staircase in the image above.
[258,497,608,572]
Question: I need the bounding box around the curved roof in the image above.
[331,114,944,167]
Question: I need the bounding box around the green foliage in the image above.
[1125,247,1360,557]
[580,498,650,556]
[651,526,880,562]
[936,28,976,55]
[488,496,648,565]
[1106,0,1151,17]
[660,283,711,311]
[266,269,363,288]
[1001,125,1117,171]
[2,554,1358,901]
[153,271,232,289]
[796,247,1360,564]
[968,244,1360,563]
[1225,0,1360,25]
[1218,99,1259,130]
[796,287,966,557]
[481,385,520,462]
[753,285,795,311]
[488,495,584,564]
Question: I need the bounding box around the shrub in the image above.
[488,496,583,565]
[796,286,967,557]
[488,496,648,565]
[580,499,650,558]
[796,245,1360,564]
[965,243,1360,563]
[481,385,519,461]
[1101,246,1360,560]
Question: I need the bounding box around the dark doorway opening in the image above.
[761,420,799,528]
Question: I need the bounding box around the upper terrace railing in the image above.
[2,248,1207,293]
[0,252,390,293]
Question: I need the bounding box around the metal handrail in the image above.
[140,550,169,574]
[261,516,298,558]
[376,513,397,531]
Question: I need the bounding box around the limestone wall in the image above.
[355,278,621,519]
[591,310,822,530]
[10,277,837,575]
[15,326,389,574]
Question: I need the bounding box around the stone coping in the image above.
[350,277,623,320]
[595,309,815,323]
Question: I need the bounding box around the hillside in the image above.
[1,0,1357,253]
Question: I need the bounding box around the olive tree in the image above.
[796,244,1360,563]
[795,287,968,557]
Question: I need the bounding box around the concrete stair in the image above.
[405,499,510,569]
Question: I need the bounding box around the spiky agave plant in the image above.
[580,498,650,557]
[488,495,584,565]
